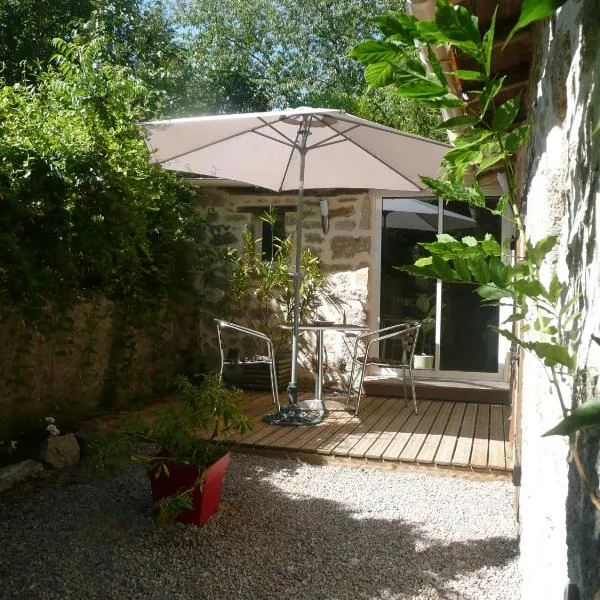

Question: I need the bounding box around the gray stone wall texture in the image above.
[522,1,600,597]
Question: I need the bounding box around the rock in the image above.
[0,460,44,493]
[40,433,80,469]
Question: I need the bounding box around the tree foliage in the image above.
[172,0,443,135]
[0,33,225,315]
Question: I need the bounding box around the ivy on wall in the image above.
[0,34,231,438]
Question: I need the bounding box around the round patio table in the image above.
[280,322,368,413]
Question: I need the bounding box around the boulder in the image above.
[0,460,44,493]
[40,433,80,469]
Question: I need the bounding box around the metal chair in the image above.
[215,320,280,410]
[345,321,421,415]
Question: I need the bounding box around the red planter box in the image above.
[148,451,231,526]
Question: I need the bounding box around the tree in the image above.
[0,0,98,84]
[172,0,443,136]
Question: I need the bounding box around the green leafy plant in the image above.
[86,374,251,522]
[352,0,600,507]
[224,215,341,359]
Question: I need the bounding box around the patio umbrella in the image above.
[140,107,448,425]
[383,198,477,231]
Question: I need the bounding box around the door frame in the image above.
[371,190,511,382]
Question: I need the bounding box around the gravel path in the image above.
[0,453,520,600]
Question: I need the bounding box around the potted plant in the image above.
[403,278,436,369]
[86,374,251,526]
[221,217,340,389]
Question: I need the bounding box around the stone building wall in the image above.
[519,1,600,597]
[197,187,374,387]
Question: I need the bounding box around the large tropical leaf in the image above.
[543,398,600,436]
[507,0,569,44]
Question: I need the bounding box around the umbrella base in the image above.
[263,402,324,426]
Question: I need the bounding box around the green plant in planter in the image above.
[86,374,251,523]
[225,219,341,362]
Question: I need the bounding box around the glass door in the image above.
[378,196,506,378]
[438,201,501,373]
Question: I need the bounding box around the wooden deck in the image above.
[233,392,513,475]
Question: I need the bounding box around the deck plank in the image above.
[471,404,490,469]
[316,397,387,455]
[364,403,417,460]
[434,402,467,465]
[337,397,397,457]
[299,411,357,452]
[381,401,432,461]
[399,401,443,462]
[275,408,351,450]
[488,405,506,470]
[452,404,478,467]
[416,401,455,464]
[348,398,408,458]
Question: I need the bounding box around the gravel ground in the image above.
[0,453,520,600]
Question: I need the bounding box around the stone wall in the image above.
[197,187,373,387]
[519,1,600,597]
[0,296,203,440]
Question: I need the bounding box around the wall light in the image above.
[320,198,329,234]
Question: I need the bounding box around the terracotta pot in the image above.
[148,451,231,526]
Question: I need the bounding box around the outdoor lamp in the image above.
[320,198,329,234]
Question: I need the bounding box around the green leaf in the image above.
[454,127,494,149]
[481,235,502,255]
[489,256,507,286]
[477,151,506,174]
[479,77,506,114]
[548,274,563,302]
[438,115,480,130]
[468,256,490,283]
[374,13,420,42]
[436,233,458,244]
[420,94,468,109]
[434,0,482,61]
[452,70,485,81]
[492,94,522,131]
[462,236,478,247]
[512,279,546,297]
[503,311,528,323]
[508,0,569,46]
[531,342,576,370]
[394,79,448,98]
[389,58,448,98]
[476,284,511,300]
[402,264,439,279]
[432,255,456,280]
[365,62,395,87]
[349,41,399,65]
[492,192,510,215]
[482,7,497,77]
[453,256,472,281]
[427,45,448,93]
[532,234,558,259]
[442,146,483,179]
[544,399,600,437]
[420,176,486,207]
[497,328,531,349]
[505,124,531,152]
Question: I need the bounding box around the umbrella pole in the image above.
[263,115,324,426]
[288,122,308,407]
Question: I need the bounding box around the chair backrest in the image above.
[399,322,421,363]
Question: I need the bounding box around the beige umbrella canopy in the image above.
[141,107,448,425]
